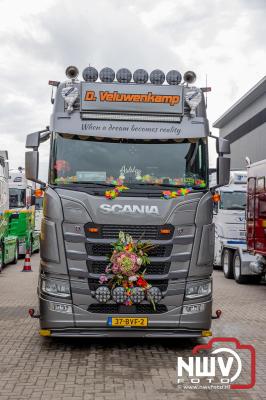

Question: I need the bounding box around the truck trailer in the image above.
[213,171,259,283]
[26,66,230,338]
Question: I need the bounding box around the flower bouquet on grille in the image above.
[97,231,162,309]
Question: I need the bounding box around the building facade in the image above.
[213,76,266,169]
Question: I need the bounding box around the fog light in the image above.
[112,286,127,304]
[131,287,145,304]
[147,287,162,303]
[182,303,205,314]
[95,286,111,303]
[48,302,72,314]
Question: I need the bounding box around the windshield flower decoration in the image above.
[105,185,129,200]
[162,188,192,199]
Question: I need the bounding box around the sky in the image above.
[0,0,265,179]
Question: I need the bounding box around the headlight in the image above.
[131,287,145,304]
[185,281,211,299]
[146,287,162,304]
[95,286,111,303]
[41,279,71,298]
[112,286,127,304]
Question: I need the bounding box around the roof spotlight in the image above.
[133,69,149,84]
[150,69,165,85]
[83,66,98,82]
[183,71,197,84]
[99,67,115,83]
[166,70,182,85]
[65,65,79,80]
[116,68,132,83]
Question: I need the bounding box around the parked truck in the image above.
[8,170,40,255]
[0,151,19,272]
[213,171,258,283]
[246,159,266,279]
[25,66,230,338]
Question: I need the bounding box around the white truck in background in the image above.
[213,170,259,283]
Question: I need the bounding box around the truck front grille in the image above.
[85,223,174,240]
[87,260,170,275]
[88,304,167,314]
[86,243,172,257]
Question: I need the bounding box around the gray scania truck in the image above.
[26,66,230,338]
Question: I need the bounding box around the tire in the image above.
[222,248,234,279]
[233,252,262,284]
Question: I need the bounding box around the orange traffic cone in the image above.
[22,249,32,272]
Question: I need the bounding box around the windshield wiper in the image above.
[131,183,191,189]
[58,182,116,188]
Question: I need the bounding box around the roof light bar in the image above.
[81,113,181,122]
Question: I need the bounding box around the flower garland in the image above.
[105,185,129,200]
[99,232,156,307]
[162,188,192,199]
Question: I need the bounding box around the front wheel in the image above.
[222,249,234,279]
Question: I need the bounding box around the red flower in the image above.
[136,276,148,288]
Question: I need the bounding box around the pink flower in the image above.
[99,274,108,284]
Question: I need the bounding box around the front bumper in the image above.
[38,296,212,337]
[39,327,211,338]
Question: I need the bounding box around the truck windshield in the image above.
[9,188,26,208]
[50,133,207,188]
[220,191,246,210]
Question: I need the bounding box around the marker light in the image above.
[133,69,149,84]
[183,70,197,84]
[95,286,111,303]
[116,68,132,83]
[147,287,162,304]
[65,65,79,80]
[87,227,99,234]
[131,287,145,304]
[35,189,43,198]
[150,69,165,85]
[166,70,182,85]
[83,66,98,82]
[99,67,115,83]
[160,228,171,235]
[212,193,220,203]
[112,286,127,304]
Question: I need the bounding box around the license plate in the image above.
[107,317,148,327]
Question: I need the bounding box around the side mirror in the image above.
[25,151,41,183]
[26,132,40,149]
[26,128,50,149]
[216,137,230,155]
[217,157,230,187]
